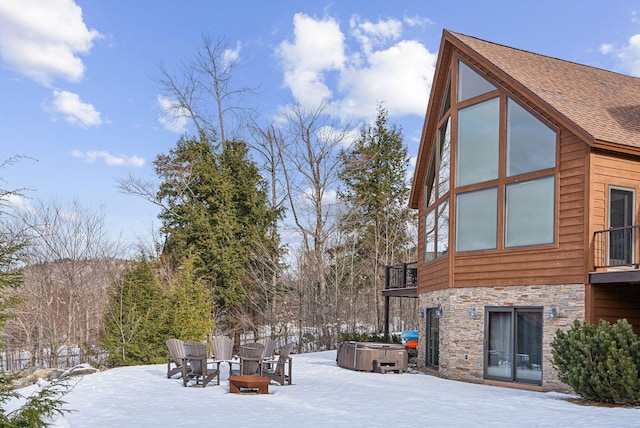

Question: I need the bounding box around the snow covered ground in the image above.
[7,350,640,427]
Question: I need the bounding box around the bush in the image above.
[551,319,640,404]
[339,331,401,344]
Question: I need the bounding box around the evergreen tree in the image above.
[164,256,214,340]
[101,256,167,365]
[155,136,278,331]
[338,104,413,329]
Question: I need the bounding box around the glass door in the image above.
[485,307,542,385]
[609,187,634,266]
[425,308,439,369]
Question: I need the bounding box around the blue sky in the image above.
[1,0,640,248]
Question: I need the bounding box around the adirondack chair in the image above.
[166,338,189,378]
[210,335,235,376]
[257,337,276,361]
[182,341,220,387]
[262,343,294,385]
[237,342,265,376]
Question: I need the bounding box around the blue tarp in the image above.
[401,330,418,341]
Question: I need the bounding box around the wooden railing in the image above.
[594,225,640,269]
[384,262,417,289]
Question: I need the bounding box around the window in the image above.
[608,187,635,265]
[505,176,555,247]
[456,188,497,252]
[437,119,451,197]
[506,98,556,176]
[456,98,500,187]
[457,60,497,102]
[424,210,435,263]
[485,307,542,385]
[450,61,558,254]
[424,199,449,262]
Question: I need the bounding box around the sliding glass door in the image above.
[485,307,542,385]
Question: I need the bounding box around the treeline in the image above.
[0,37,417,368]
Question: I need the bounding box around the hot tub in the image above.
[336,342,408,373]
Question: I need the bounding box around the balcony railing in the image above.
[384,262,418,289]
[594,225,640,269]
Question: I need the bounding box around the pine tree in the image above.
[155,136,278,332]
[552,319,640,404]
[101,256,167,365]
[164,256,213,340]
[338,104,413,329]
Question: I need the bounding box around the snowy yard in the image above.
[8,350,640,427]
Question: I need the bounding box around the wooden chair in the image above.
[262,343,294,385]
[238,342,265,376]
[210,335,235,375]
[166,338,188,378]
[181,341,220,387]
[257,337,276,361]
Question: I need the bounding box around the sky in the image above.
[5,349,640,427]
[1,1,640,249]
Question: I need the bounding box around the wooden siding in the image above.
[450,127,588,288]
[592,284,640,336]
[590,149,640,234]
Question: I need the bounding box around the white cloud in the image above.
[0,193,32,212]
[350,16,402,55]
[71,150,145,167]
[223,41,241,67]
[277,13,346,107]
[50,90,102,127]
[157,95,190,134]
[339,40,436,119]
[599,43,613,55]
[277,14,436,121]
[0,0,101,86]
[403,15,434,28]
[616,34,640,76]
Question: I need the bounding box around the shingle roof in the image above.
[409,30,640,208]
[448,31,640,149]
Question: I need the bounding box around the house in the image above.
[384,30,640,391]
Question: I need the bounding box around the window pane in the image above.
[456,187,497,252]
[425,147,436,207]
[505,176,555,247]
[440,75,451,118]
[437,118,451,197]
[437,199,449,258]
[456,98,500,187]
[457,61,497,102]
[487,311,512,379]
[609,188,634,265]
[424,210,435,263]
[507,98,556,176]
[515,311,543,383]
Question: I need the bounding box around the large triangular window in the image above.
[457,61,497,102]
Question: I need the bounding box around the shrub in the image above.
[551,319,640,404]
[338,331,401,344]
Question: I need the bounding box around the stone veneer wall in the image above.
[417,284,585,392]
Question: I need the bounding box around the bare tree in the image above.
[156,35,257,143]
[279,102,354,349]
[2,199,125,368]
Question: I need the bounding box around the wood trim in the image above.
[483,379,543,392]
[589,270,640,284]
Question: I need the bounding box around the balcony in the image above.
[382,262,418,297]
[591,225,640,284]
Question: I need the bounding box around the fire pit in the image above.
[228,375,270,394]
